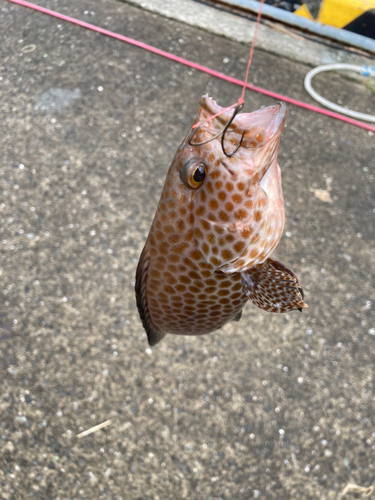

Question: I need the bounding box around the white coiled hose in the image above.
[304,64,375,123]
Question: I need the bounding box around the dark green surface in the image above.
[0,0,374,498]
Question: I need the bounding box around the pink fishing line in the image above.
[6,0,375,133]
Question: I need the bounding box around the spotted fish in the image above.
[136,96,307,346]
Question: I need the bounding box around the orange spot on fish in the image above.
[222,249,233,260]
[201,219,210,231]
[210,170,221,179]
[232,193,242,204]
[159,242,169,254]
[189,268,201,281]
[234,241,245,253]
[219,280,232,288]
[219,297,231,304]
[165,272,177,285]
[254,211,262,222]
[184,230,194,241]
[195,228,204,239]
[168,234,180,244]
[201,270,212,278]
[234,209,248,220]
[258,198,267,207]
[177,219,185,231]
[210,257,220,266]
[164,284,175,294]
[174,242,189,254]
[219,211,230,222]
[150,269,161,279]
[232,298,243,306]
[169,254,180,263]
[242,226,252,238]
[154,258,166,271]
[209,199,219,210]
[207,233,215,244]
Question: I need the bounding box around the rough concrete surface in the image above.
[0,0,374,499]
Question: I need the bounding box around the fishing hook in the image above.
[189,102,245,158]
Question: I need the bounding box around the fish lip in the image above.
[239,101,287,141]
[199,95,287,140]
[263,102,287,139]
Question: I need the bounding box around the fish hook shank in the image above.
[189,102,245,158]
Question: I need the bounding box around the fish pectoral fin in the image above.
[241,257,308,313]
[135,244,166,346]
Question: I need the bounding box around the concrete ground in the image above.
[0,0,374,499]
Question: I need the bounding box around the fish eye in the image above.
[192,164,206,184]
[180,161,207,189]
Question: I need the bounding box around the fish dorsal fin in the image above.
[135,244,166,346]
[241,258,308,313]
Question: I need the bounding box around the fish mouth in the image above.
[198,95,287,144]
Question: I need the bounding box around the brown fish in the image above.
[136,96,307,346]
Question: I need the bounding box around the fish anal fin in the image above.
[135,244,166,346]
[241,257,308,313]
[232,310,243,322]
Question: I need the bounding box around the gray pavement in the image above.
[0,0,374,499]
[123,0,375,66]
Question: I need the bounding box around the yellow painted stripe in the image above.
[294,4,314,20]
[317,0,375,29]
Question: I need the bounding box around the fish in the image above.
[135,95,308,346]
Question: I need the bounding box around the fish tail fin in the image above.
[241,257,308,313]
